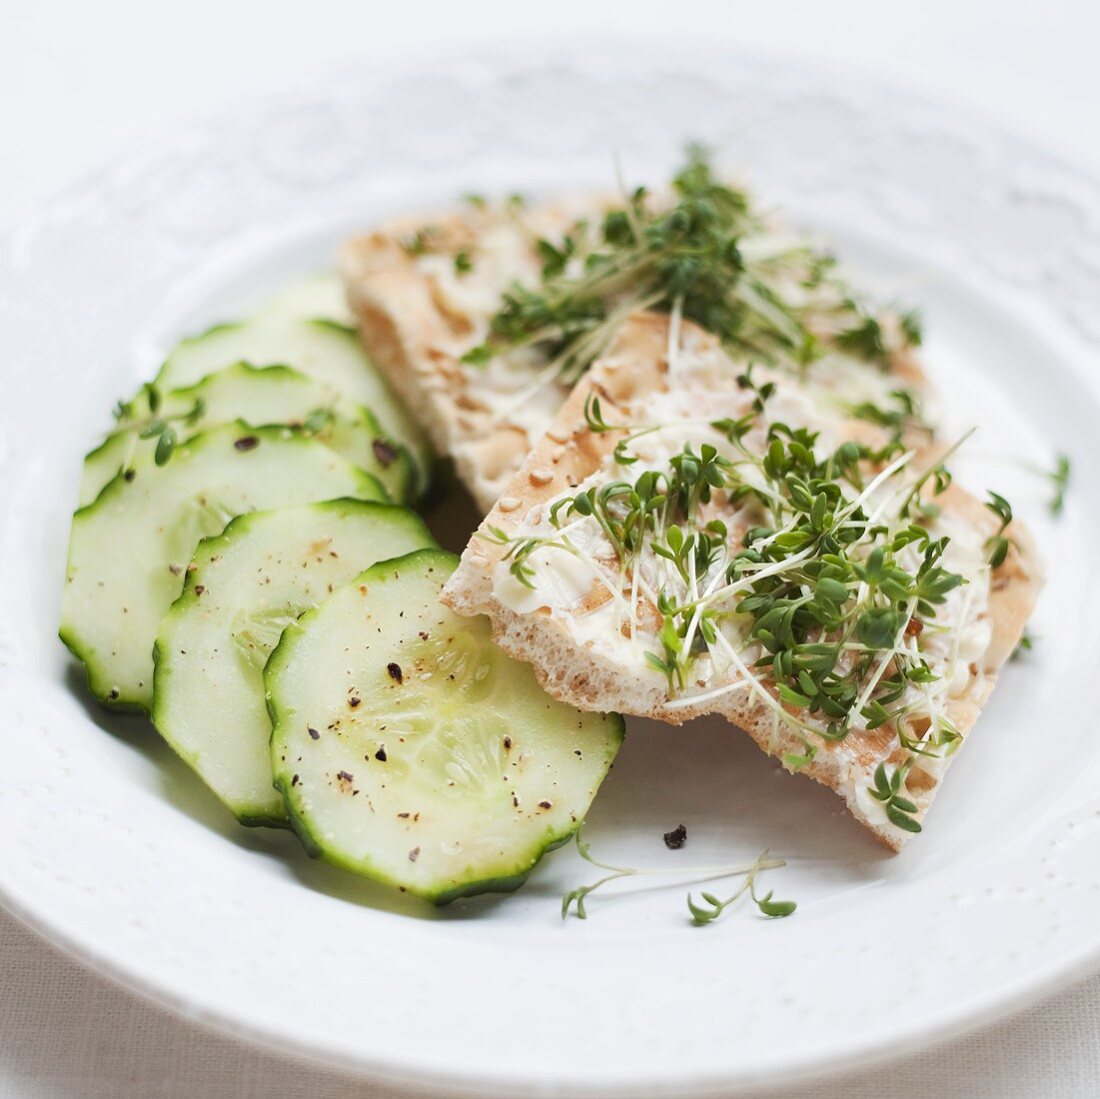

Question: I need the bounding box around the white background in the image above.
[4,1,1100,1095]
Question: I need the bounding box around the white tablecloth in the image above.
[4,906,1100,1098]
[4,1,1099,1095]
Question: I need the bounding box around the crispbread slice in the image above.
[442,312,1042,850]
[342,200,596,510]
[342,195,933,513]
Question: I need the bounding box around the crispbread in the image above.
[342,201,597,510]
[342,196,933,513]
[442,312,1042,850]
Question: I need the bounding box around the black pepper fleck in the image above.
[538,800,552,809]
[503,736,512,750]
[663,824,687,850]
[234,435,259,451]
[408,846,420,862]
[123,469,136,482]
[375,747,387,762]
[308,727,320,740]
[372,439,398,467]
[386,662,403,683]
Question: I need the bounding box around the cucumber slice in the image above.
[153,501,433,825]
[259,272,354,325]
[156,317,431,493]
[266,549,624,904]
[60,423,384,711]
[82,363,413,505]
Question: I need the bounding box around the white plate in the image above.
[2,49,1100,1097]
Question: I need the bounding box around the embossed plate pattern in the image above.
[1,50,1100,1096]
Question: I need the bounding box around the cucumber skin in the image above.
[237,809,292,829]
[156,317,433,498]
[88,363,416,507]
[60,423,386,711]
[149,499,434,826]
[163,320,244,357]
[277,783,612,906]
[58,627,149,714]
[309,318,357,338]
[429,832,578,906]
[265,548,625,906]
[59,517,158,714]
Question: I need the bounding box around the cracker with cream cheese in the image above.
[342,191,932,513]
[442,312,1041,850]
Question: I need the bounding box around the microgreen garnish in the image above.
[1048,454,1071,516]
[500,414,964,751]
[561,825,793,924]
[465,153,1019,838]
[687,873,797,925]
[300,406,336,435]
[466,146,923,424]
[402,228,433,256]
[1012,628,1035,660]
[114,381,162,423]
[835,313,887,362]
[582,393,625,435]
[153,426,176,466]
[868,761,922,832]
[1016,452,1071,517]
[898,308,924,347]
[460,344,494,368]
[847,389,929,441]
[491,372,988,829]
[983,491,1014,568]
[127,395,206,469]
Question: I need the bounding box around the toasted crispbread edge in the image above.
[443,312,1044,851]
